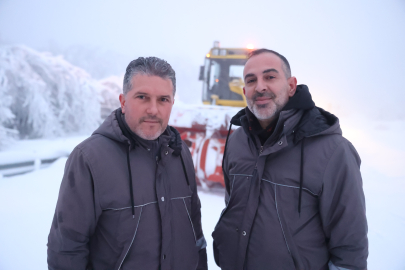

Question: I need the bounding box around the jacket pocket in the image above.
[171,196,200,269]
[114,206,144,270]
[182,197,197,243]
[212,174,252,270]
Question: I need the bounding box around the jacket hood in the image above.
[93,108,183,156]
[282,84,315,111]
[229,85,341,140]
[93,108,129,144]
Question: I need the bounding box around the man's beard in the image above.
[246,89,289,121]
[134,116,165,140]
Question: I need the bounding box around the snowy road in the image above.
[0,127,405,269]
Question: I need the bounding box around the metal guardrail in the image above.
[0,156,64,178]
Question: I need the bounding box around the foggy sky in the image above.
[1,0,404,120]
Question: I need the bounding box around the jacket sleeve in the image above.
[319,140,368,270]
[182,143,208,270]
[47,146,101,270]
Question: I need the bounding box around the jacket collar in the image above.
[229,85,340,143]
[93,108,183,155]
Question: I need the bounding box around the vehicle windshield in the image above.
[202,58,246,102]
[229,64,244,81]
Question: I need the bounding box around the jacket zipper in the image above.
[255,146,264,169]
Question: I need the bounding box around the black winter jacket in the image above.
[48,109,207,270]
[212,85,368,270]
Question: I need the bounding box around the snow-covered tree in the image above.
[98,75,123,119]
[0,68,18,148]
[0,45,101,148]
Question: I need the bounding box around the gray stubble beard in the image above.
[132,116,166,140]
[246,90,289,122]
[134,125,165,140]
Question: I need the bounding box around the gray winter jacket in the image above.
[212,86,368,270]
[48,109,207,270]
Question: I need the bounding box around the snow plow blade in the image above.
[170,104,240,189]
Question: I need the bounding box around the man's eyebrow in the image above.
[244,68,279,80]
[133,91,149,96]
[263,68,279,74]
[244,73,255,80]
[159,95,172,99]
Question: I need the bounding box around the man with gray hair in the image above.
[48,57,208,270]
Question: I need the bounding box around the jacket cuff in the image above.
[196,236,207,250]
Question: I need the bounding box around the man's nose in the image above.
[146,100,158,115]
[255,78,266,93]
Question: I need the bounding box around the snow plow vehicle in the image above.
[200,41,249,107]
[170,42,253,189]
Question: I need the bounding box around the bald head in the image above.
[247,49,291,79]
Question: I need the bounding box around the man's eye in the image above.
[267,76,275,80]
[247,79,256,83]
[161,98,169,102]
[137,95,145,99]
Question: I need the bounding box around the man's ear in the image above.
[287,77,298,97]
[119,94,126,113]
[243,87,246,95]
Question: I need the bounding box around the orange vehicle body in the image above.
[176,124,232,189]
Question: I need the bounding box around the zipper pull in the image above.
[255,146,264,169]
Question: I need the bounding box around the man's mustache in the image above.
[139,116,163,124]
[252,91,276,101]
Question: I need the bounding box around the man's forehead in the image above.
[131,73,172,84]
[243,52,283,75]
[131,74,173,87]
[129,74,174,97]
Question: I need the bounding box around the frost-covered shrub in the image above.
[98,75,122,119]
[0,45,101,146]
[0,68,18,148]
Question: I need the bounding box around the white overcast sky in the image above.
[1,0,404,119]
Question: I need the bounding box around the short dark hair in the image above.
[123,57,176,95]
[248,49,291,78]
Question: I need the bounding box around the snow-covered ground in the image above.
[0,115,404,269]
